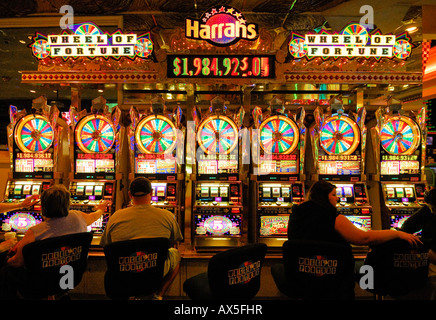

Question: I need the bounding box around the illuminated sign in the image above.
[185,6,259,46]
[289,23,413,60]
[168,55,274,78]
[30,22,153,60]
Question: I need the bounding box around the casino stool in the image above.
[18,232,93,300]
[183,243,267,300]
[103,237,170,300]
[271,239,356,300]
[363,239,430,300]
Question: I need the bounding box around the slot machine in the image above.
[250,97,306,247]
[311,97,372,238]
[191,96,245,250]
[127,96,185,226]
[68,97,122,244]
[1,101,62,237]
[371,98,426,230]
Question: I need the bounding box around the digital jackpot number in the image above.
[168,55,274,78]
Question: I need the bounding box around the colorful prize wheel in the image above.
[197,115,239,155]
[289,38,307,59]
[380,116,421,155]
[75,115,116,154]
[258,115,299,154]
[135,115,177,154]
[319,115,360,155]
[341,23,369,46]
[74,23,102,35]
[14,114,54,153]
[393,39,412,59]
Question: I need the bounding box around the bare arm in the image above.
[335,214,422,246]
[0,194,39,214]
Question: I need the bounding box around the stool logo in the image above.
[394,252,429,269]
[298,255,338,277]
[119,251,157,273]
[227,260,261,285]
[42,245,82,268]
[185,6,259,46]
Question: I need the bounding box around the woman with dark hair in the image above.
[7,184,108,268]
[288,180,421,247]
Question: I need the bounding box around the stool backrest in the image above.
[364,239,429,297]
[207,243,267,300]
[282,239,355,299]
[21,232,93,298]
[103,237,170,299]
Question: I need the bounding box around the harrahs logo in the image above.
[185,5,259,46]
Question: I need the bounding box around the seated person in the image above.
[100,177,183,300]
[0,184,108,298]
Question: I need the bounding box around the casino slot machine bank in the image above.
[1,102,62,238]
[371,99,427,230]
[311,97,372,252]
[67,98,123,246]
[127,96,185,227]
[250,97,306,248]
[190,97,246,250]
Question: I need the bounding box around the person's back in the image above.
[99,204,182,246]
[99,177,183,300]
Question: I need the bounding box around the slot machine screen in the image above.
[335,184,355,204]
[345,215,371,231]
[259,216,289,236]
[151,183,167,202]
[380,157,420,176]
[135,154,177,174]
[70,182,109,201]
[197,156,238,175]
[318,157,361,176]
[384,184,417,203]
[14,153,54,178]
[194,214,242,236]
[75,154,115,176]
[259,154,298,175]
[1,212,43,233]
[197,184,231,203]
[260,184,292,203]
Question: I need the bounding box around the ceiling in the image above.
[0,0,433,110]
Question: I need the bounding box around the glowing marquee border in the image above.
[29,22,153,61]
[288,22,414,61]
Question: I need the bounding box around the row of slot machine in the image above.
[0,95,430,252]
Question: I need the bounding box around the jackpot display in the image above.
[68,106,121,239]
[311,103,372,234]
[372,106,427,229]
[191,103,244,249]
[1,105,61,235]
[251,103,306,247]
[128,103,184,221]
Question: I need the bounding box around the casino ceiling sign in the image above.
[29,22,153,60]
[185,5,259,46]
[288,23,413,61]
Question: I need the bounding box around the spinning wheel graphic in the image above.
[319,115,360,155]
[259,115,299,154]
[15,115,54,153]
[380,116,421,155]
[197,115,238,155]
[341,23,369,46]
[75,115,116,154]
[135,115,177,154]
